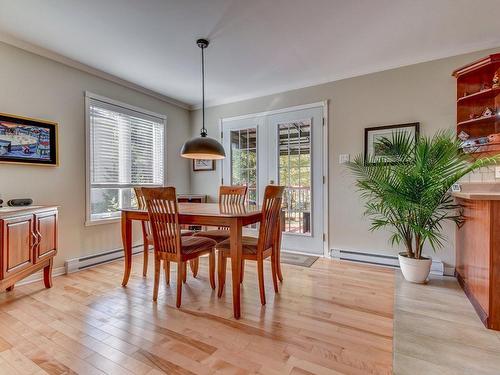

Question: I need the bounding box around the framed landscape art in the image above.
[364,122,419,164]
[193,159,215,171]
[0,113,58,166]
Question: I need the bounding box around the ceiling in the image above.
[1,0,500,109]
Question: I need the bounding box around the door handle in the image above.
[31,231,38,249]
[269,180,275,184]
[36,229,42,246]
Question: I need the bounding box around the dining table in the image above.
[120,202,262,319]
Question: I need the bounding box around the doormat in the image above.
[279,252,318,267]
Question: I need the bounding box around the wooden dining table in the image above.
[120,202,262,319]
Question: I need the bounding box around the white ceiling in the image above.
[1,0,500,108]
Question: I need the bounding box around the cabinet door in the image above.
[1,215,35,278]
[34,210,58,262]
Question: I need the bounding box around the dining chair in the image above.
[193,185,247,243]
[142,187,217,307]
[134,187,195,278]
[216,185,285,305]
[193,185,247,281]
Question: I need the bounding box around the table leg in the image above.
[229,218,243,319]
[121,211,133,286]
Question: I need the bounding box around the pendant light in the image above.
[180,39,226,160]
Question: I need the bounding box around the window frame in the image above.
[85,91,167,226]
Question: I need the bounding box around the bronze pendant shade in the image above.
[181,39,226,160]
[180,133,226,160]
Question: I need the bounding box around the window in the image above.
[86,92,165,224]
[278,120,311,235]
[230,128,258,205]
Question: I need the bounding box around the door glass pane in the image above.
[278,119,311,235]
[230,128,258,206]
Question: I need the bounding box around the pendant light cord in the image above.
[200,44,207,137]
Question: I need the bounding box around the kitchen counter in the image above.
[451,182,500,200]
[452,191,500,200]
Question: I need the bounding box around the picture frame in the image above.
[192,159,215,171]
[364,122,419,164]
[0,113,59,166]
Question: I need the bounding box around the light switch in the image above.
[495,167,500,179]
[339,154,350,164]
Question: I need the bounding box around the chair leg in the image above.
[182,262,187,283]
[142,226,149,277]
[217,252,226,297]
[208,251,216,290]
[143,243,149,277]
[176,261,183,308]
[153,258,160,302]
[141,224,149,277]
[271,251,279,293]
[164,260,170,285]
[240,259,245,283]
[257,257,266,305]
[190,259,199,278]
[273,228,283,282]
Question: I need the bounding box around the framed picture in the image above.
[193,159,215,171]
[364,122,419,163]
[0,113,58,166]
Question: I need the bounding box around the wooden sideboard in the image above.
[177,194,206,231]
[454,191,500,330]
[0,205,58,291]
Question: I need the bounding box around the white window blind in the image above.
[87,95,165,222]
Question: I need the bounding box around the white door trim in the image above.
[221,101,327,122]
[321,101,329,257]
[219,101,330,257]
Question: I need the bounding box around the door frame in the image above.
[219,101,329,257]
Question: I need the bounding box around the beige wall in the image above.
[0,42,191,269]
[190,47,500,272]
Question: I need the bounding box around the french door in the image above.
[222,104,325,255]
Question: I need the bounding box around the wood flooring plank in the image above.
[0,256,395,375]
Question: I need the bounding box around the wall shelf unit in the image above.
[453,54,500,154]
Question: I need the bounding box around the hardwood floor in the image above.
[394,273,500,375]
[0,254,394,375]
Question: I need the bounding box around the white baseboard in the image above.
[11,244,144,287]
[65,244,144,273]
[281,248,324,257]
[15,266,66,286]
[330,248,452,276]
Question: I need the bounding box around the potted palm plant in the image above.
[348,130,498,283]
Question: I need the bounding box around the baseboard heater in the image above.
[330,248,449,276]
[65,244,144,273]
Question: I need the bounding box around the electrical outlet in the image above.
[495,167,500,179]
[339,154,350,164]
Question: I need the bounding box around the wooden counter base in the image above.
[455,198,500,330]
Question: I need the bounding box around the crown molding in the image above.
[0,32,190,110]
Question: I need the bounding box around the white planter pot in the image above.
[398,252,432,284]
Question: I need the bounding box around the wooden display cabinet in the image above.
[177,194,206,231]
[452,54,500,156]
[0,206,58,291]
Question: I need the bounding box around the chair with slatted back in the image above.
[217,185,284,305]
[193,185,247,242]
[193,185,248,281]
[134,187,195,278]
[142,187,217,307]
